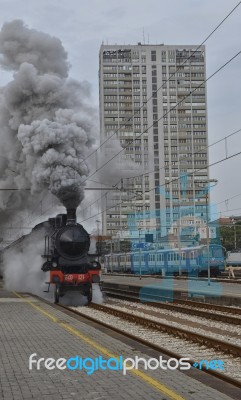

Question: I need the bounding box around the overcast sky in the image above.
[0,0,240,222]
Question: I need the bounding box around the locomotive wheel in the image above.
[87,288,92,304]
[54,284,60,304]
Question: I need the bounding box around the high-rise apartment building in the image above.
[99,44,208,242]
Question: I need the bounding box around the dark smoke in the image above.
[0,20,97,226]
[0,19,69,77]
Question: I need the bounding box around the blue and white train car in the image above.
[104,244,225,277]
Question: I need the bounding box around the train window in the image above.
[159,254,162,262]
[182,253,186,260]
[211,247,223,257]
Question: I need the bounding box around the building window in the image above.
[151,51,156,61]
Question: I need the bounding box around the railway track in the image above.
[89,303,241,357]
[101,285,241,324]
[58,302,241,391]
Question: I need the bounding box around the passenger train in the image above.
[104,244,225,277]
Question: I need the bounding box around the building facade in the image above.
[99,44,209,243]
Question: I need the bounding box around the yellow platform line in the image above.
[13,291,185,400]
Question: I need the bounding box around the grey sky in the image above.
[0,0,240,222]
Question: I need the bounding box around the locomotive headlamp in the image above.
[52,261,58,268]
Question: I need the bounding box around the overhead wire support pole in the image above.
[195,179,218,286]
[206,192,211,286]
[139,227,142,280]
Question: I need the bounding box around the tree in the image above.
[220,224,241,251]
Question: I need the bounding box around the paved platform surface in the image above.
[101,275,241,305]
[0,283,238,400]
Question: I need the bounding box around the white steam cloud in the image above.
[3,230,48,296]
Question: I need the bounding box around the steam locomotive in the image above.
[40,208,101,303]
[0,209,101,304]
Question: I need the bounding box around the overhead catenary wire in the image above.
[5,185,241,231]
[216,207,241,216]
[57,1,241,173]
[79,50,241,188]
[4,49,241,237]
[79,149,241,224]
[216,192,241,206]
[2,2,241,239]
[78,126,241,217]
[4,132,241,232]
[75,49,241,221]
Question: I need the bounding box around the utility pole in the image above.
[232,220,237,249]
[194,179,218,286]
[96,220,100,262]
[139,227,142,280]
[110,237,113,273]
[206,192,211,286]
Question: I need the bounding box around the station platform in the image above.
[0,281,239,400]
[101,275,241,306]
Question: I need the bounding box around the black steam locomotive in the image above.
[0,209,101,304]
[40,208,100,303]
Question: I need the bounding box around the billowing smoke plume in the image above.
[0,20,97,222]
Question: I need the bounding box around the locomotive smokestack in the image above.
[66,208,77,224]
